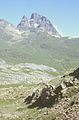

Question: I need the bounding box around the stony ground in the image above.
[51,90,79,120]
[0,83,47,120]
[0,68,79,120]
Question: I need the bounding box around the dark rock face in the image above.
[24,79,75,108]
[24,84,63,108]
[17,16,29,31]
[30,13,41,22]
[17,13,61,37]
[69,68,79,80]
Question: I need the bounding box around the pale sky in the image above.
[0,0,79,36]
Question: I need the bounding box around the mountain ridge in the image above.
[0,13,61,38]
[17,13,61,37]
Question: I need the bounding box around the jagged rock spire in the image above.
[17,13,61,37]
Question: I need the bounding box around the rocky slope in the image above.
[0,68,79,120]
[24,68,79,119]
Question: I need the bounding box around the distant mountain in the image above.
[0,19,16,32]
[0,14,79,73]
[17,13,61,37]
[0,19,23,42]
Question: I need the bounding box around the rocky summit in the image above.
[17,13,61,37]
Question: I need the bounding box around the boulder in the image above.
[24,89,40,104]
[63,80,74,87]
[24,77,76,108]
[25,84,63,107]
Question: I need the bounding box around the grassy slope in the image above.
[0,31,79,73]
[0,83,56,120]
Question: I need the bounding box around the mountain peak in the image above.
[17,13,61,37]
[17,15,29,31]
[22,15,28,21]
[30,13,41,19]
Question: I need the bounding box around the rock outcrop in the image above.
[69,67,79,80]
[24,79,74,108]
